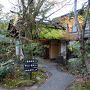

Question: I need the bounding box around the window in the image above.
[72,25,78,32]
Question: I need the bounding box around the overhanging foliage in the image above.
[39,27,64,39]
[39,26,76,40]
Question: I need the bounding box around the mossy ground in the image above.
[67,81,90,90]
[0,69,47,89]
[74,81,90,90]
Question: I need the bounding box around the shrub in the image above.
[68,58,87,74]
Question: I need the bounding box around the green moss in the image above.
[39,27,64,39]
[68,82,90,90]
[1,69,47,89]
[32,71,47,85]
[75,82,90,90]
[3,79,35,88]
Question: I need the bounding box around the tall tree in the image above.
[71,1,90,79]
[10,0,55,59]
[80,0,90,65]
[74,0,90,73]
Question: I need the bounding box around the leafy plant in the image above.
[23,42,44,59]
[0,42,15,61]
[1,69,47,88]
[0,22,8,30]
[0,60,14,80]
[68,59,87,75]
[68,41,81,58]
[39,27,64,39]
[4,79,35,88]
[68,82,90,90]
[85,43,90,61]
[68,41,87,74]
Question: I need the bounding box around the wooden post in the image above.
[30,72,32,79]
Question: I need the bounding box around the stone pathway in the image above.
[0,58,74,90]
[37,58,74,90]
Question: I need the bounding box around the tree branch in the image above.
[34,0,46,18]
[45,0,72,18]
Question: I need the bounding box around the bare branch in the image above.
[8,0,20,7]
[20,0,27,17]
[34,0,46,18]
[20,36,33,42]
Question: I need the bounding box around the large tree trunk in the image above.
[85,0,90,79]
[80,1,90,79]
[74,0,87,66]
[74,0,90,76]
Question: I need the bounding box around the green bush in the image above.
[39,27,64,39]
[68,41,81,58]
[4,79,35,88]
[23,42,45,59]
[87,53,90,58]
[1,69,47,88]
[68,58,87,74]
[0,61,14,80]
[0,42,15,61]
[68,82,90,90]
